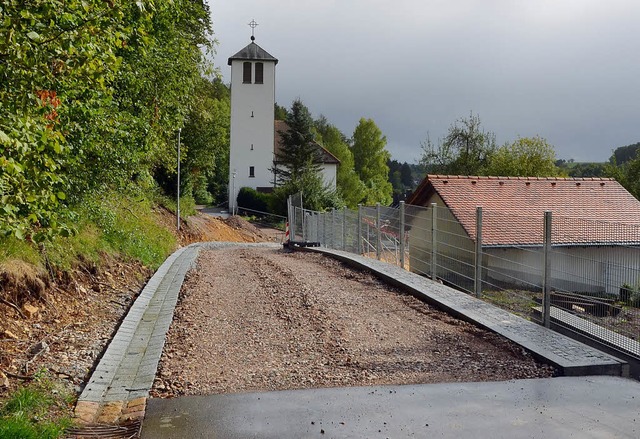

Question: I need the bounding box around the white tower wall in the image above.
[228,59,276,213]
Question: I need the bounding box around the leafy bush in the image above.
[237,187,271,214]
[192,174,213,205]
[619,283,640,308]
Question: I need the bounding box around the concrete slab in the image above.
[199,206,230,219]
[141,376,639,439]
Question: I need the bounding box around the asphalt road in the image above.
[141,376,639,438]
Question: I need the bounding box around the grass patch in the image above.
[482,289,541,321]
[0,236,42,269]
[76,192,177,269]
[157,193,197,218]
[1,185,178,285]
[0,377,73,439]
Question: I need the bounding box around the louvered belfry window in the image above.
[243,62,252,83]
[255,62,264,84]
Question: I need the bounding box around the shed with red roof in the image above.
[406,175,640,295]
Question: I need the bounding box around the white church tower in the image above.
[227,22,278,213]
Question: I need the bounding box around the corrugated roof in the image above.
[407,175,640,246]
[227,41,278,65]
[274,120,340,165]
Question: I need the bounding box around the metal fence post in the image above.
[431,202,437,280]
[399,201,405,269]
[543,211,552,328]
[376,203,382,260]
[357,205,362,254]
[475,207,483,298]
[292,208,297,242]
[302,209,307,242]
[342,206,347,251]
[330,208,336,249]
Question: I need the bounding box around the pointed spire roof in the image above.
[228,40,278,66]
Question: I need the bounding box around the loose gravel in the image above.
[152,247,554,397]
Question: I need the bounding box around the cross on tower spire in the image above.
[248,19,258,41]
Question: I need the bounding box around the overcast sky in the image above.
[208,0,640,164]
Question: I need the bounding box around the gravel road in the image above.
[152,247,554,397]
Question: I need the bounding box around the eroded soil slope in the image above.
[0,213,269,400]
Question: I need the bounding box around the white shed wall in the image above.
[485,246,640,296]
[320,163,337,190]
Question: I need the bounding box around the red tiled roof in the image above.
[274,120,340,165]
[407,175,640,246]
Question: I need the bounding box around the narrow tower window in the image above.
[249,166,255,178]
[250,144,254,150]
[243,62,252,83]
[255,62,264,84]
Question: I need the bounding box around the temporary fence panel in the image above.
[288,201,640,358]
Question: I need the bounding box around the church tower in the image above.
[227,23,278,214]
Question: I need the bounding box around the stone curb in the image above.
[73,244,199,424]
[73,242,281,425]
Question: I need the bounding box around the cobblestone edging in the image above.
[74,245,197,424]
[308,247,628,377]
[73,242,281,425]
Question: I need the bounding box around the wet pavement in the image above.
[141,376,639,438]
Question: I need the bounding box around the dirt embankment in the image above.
[0,212,270,398]
[153,247,554,397]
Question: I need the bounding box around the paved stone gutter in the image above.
[306,247,628,377]
[74,242,280,425]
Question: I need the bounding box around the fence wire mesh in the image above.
[291,202,640,359]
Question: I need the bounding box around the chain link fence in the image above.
[291,201,640,362]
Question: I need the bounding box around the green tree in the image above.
[0,0,216,240]
[421,112,496,176]
[181,77,230,204]
[566,162,605,178]
[0,0,129,240]
[387,159,415,203]
[623,157,640,199]
[269,170,342,215]
[605,150,640,200]
[351,118,392,205]
[400,162,413,187]
[611,142,640,165]
[274,99,322,184]
[486,136,561,177]
[272,100,336,212]
[104,0,214,189]
[314,117,365,208]
[274,103,288,121]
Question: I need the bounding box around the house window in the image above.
[250,144,254,150]
[249,166,255,178]
[255,62,264,84]
[243,62,252,83]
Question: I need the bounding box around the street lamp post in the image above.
[232,169,237,216]
[177,128,181,232]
